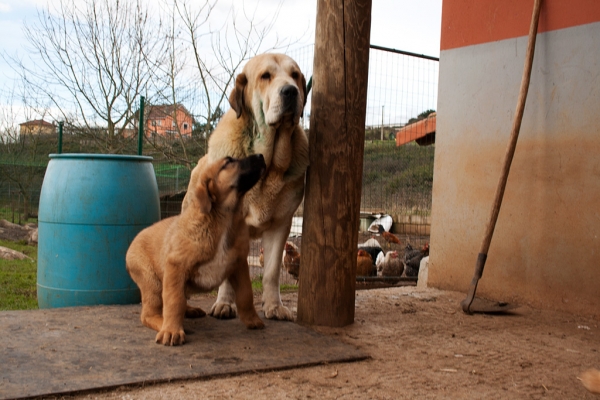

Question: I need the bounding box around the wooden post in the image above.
[296,0,372,327]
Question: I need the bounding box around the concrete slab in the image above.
[0,298,367,400]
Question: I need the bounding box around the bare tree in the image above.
[12,0,167,153]
[5,0,295,162]
[183,0,284,134]
[142,0,291,168]
[0,0,305,221]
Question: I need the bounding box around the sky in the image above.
[0,0,442,126]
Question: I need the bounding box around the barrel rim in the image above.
[49,153,154,162]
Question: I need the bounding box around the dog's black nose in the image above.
[237,154,266,194]
[243,154,266,171]
[280,85,298,99]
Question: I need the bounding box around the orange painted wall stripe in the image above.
[441,0,600,50]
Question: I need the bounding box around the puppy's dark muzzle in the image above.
[237,154,266,195]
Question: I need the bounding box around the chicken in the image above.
[359,237,382,248]
[259,247,264,268]
[282,241,301,280]
[361,246,384,270]
[356,249,376,277]
[403,242,429,277]
[379,250,404,277]
[358,237,384,270]
[377,224,401,248]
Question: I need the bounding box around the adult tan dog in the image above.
[183,53,309,321]
[126,154,266,345]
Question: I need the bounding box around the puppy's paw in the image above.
[243,316,265,330]
[209,301,237,319]
[185,305,206,319]
[263,304,294,321]
[155,329,186,346]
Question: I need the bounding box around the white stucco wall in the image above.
[429,22,600,317]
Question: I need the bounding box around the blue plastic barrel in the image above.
[37,154,160,308]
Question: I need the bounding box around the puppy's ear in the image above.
[301,73,308,108]
[229,73,248,119]
[195,178,216,214]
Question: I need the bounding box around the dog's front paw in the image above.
[209,301,237,319]
[263,304,294,321]
[244,316,265,330]
[155,328,185,346]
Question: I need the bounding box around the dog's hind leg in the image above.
[135,276,163,332]
[261,221,294,321]
[230,258,264,329]
[185,304,206,318]
[127,260,164,332]
[140,295,164,332]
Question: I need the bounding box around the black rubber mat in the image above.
[1,299,367,399]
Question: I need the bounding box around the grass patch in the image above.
[0,207,38,224]
[361,141,434,212]
[0,240,38,311]
[280,283,299,293]
[252,276,263,293]
[0,240,297,310]
[251,274,298,294]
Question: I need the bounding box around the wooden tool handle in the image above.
[479,0,543,256]
[462,0,543,314]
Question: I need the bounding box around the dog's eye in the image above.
[291,71,299,80]
[221,157,234,169]
[261,72,271,80]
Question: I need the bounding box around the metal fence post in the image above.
[58,121,64,154]
[138,96,145,155]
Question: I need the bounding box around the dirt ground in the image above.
[49,286,599,400]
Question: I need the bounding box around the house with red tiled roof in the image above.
[144,104,193,139]
[19,120,56,136]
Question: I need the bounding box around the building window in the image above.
[183,123,189,130]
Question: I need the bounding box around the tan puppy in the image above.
[127,154,266,345]
[183,53,309,321]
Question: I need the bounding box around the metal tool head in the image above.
[461,296,518,314]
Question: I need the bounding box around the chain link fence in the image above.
[0,44,438,286]
[274,45,438,285]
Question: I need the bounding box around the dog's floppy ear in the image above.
[229,73,248,119]
[301,73,308,108]
[195,177,217,215]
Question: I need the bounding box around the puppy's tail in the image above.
[579,368,600,394]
